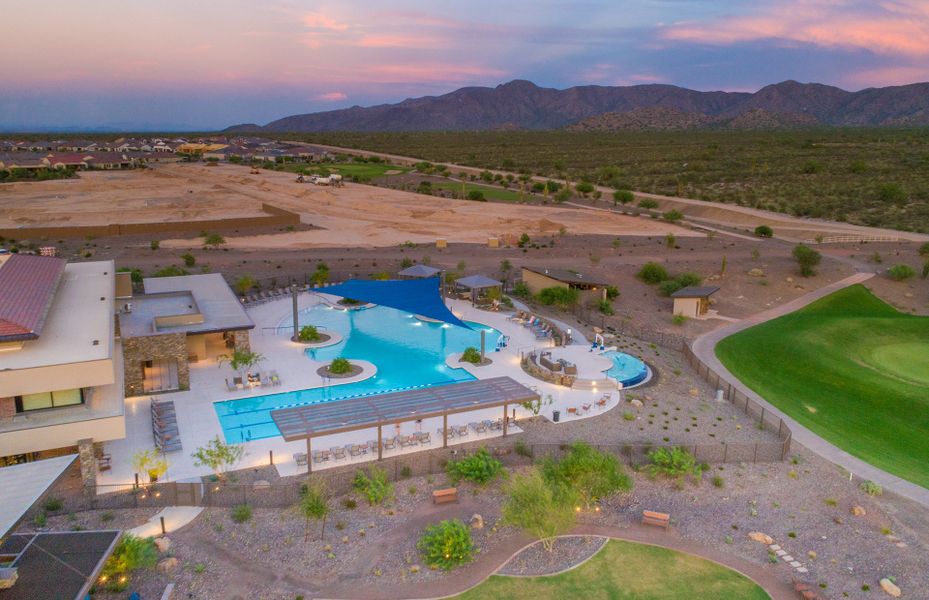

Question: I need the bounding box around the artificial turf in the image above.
[716,284,929,488]
[454,539,769,600]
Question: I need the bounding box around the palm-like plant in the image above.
[218,348,265,375]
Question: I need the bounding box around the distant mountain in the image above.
[567,106,820,131]
[226,79,929,132]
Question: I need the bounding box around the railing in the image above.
[803,235,899,244]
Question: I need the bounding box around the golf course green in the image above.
[717,284,929,488]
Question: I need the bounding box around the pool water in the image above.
[603,350,650,388]
[215,304,502,442]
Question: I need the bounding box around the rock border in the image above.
[497,535,608,578]
[317,363,364,379]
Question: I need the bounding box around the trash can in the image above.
[552,410,560,422]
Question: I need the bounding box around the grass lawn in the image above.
[431,181,525,202]
[717,284,929,488]
[454,540,769,600]
[283,162,411,179]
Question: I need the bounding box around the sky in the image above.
[2,0,929,130]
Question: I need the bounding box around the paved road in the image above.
[692,271,929,509]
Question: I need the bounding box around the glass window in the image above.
[20,392,53,411]
[52,389,83,407]
[16,389,84,412]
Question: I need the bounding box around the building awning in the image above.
[0,455,76,540]
[272,376,538,441]
[455,275,502,290]
[670,286,721,299]
[397,264,441,278]
[318,277,471,329]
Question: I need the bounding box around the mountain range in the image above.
[226,79,929,132]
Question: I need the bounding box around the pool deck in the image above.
[97,295,630,490]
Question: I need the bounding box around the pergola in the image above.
[270,376,538,471]
[455,274,503,303]
[397,264,441,279]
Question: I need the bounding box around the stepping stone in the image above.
[776,550,787,556]
[769,545,781,551]
[790,561,802,568]
[782,555,794,562]
[797,567,808,574]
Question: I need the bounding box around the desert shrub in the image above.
[637,262,669,284]
[117,267,144,285]
[575,182,595,196]
[662,209,683,222]
[537,286,579,309]
[887,264,915,281]
[920,242,929,257]
[597,300,614,315]
[353,465,394,505]
[416,519,475,571]
[328,357,352,374]
[512,281,530,297]
[460,347,482,364]
[231,504,252,523]
[792,244,822,277]
[514,439,533,458]
[202,233,226,248]
[672,314,688,326]
[100,534,158,592]
[712,475,725,488]
[152,265,189,278]
[502,468,577,552]
[638,198,659,209]
[876,182,907,205]
[754,225,774,237]
[298,325,321,342]
[613,189,634,204]
[859,480,883,496]
[518,232,531,247]
[553,187,573,202]
[659,272,703,296]
[446,448,503,486]
[150,240,160,251]
[605,285,619,300]
[646,447,702,483]
[466,189,485,201]
[541,442,632,508]
[181,252,196,267]
[43,496,63,512]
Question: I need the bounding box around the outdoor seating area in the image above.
[226,370,282,391]
[508,310,558,340]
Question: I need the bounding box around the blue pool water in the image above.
[603,350,650,388]
[215,304,502,442]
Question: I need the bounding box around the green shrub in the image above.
[754,225,774,238]
[613,189,634,204]
[353,465,394,505]
[662,209,683,222]
[328,357,352,374]
[646,447,701,483]
[466,189,485,201]
[181,252,196,267]
[460,347,482,364]
[919,242,929,257]
[672,314,688,326]
[446,448,503,486]
[34,512,47,528]
[597,300,614,315]
[712,475,725,488]
[43,496,63,512]
[231,504,252,523]
[100,534,158,592]
[638,198,659,209]
[887,264,915,281]
[605,285,619,300]
[859,480,883,496]
[512,281,530,297]
[659,272,703,296]
[792,244,822,277]
[150,240,160,251]
[536,286,579,309]
[541,442,632,508]
[416,519,475,571]
[152,265,189,278]
[298,325,322,342]
[514,439,533,458]
[637,262,669,284]
[518,233,531,247]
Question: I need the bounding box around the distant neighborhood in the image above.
[0,136,329,177]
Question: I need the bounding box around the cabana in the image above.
[397,264,441,279]
[455,274,503,305]
[671,286,720,318]
[271,376,538,471]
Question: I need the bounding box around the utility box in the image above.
[436,238,447,249]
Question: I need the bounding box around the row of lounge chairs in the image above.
[241,282,348,307]
[151,399,181,452]
[225,370,281,391]
[508,311,554,339]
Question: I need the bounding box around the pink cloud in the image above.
[372,63,508,83]
[302,11,348,32]
[316,91,348,101]
[844,65,929,87]
[357,34,442,48]
[662,0,929,56]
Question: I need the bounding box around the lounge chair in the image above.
[366,440,378,453]
[470,421,487,434]
[481,419,494,431]
[437,427,456,439]
[491,419,504,431]
[294,452,308,467]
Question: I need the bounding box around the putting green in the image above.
[717,285,929,489]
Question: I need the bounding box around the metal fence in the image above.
[567,305,689,351]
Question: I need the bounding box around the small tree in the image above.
[131,449,168,483]
[191,436,246,480]
[298,325,321,342]
[233,275,256,296]
[541,442,632,509]
[417,519,475,571]
[299,479,330,541]
[353,465,394,505]
[792,244,822,277]
[637,262,669,284]
[202,233,226,249]
[502,468,577,552]
[446,447,503,486]
[754,225,774,238]
[467,189,485,201]
[613,189,634,205]
[218,348,265,375]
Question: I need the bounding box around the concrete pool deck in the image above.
[97,295,634,489]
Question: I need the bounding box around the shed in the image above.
[671,286,720,318]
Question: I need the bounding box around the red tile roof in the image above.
[0,255,67,342]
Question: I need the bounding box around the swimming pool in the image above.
[602,350,650,388]
[214,304,502,443]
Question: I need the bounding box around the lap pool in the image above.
[215,304,502,443]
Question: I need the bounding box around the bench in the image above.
[642,510,670,530]
[432,488,458,505]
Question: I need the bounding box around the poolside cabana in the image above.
[271,376,538,471]
[671,286,720,318]
[397,264,441,279]
[455,274,503,305]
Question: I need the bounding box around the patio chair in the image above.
[437,427,456,439]
[582,403,592,413]
[383,437,397,451]
[97,454,112,472]
[330,446,346,460]
[491,418,504,431]
[294,452,308,467]
[270,370,282,386]
[348,444,363,457]
[312,450,329,463]
[419,432,431,445]
[233,376,244,389]
[470,421,487,434]
[456,425,469,437]
[481,419,494,431]
[366,440,378,453]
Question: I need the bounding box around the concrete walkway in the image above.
[127,506,203,538]
[692,272,929,509]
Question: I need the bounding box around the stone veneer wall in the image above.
[122,332,189,396]
[0,397,14,422]
[231,329,251,352]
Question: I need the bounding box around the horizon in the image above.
[3,0,929,130]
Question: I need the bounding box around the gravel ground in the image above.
[19,507,159,535]
[497,535,607,576]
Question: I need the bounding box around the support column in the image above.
[480,330,486,363]
[502,404,508,436]
[443,413,448,448]
[291,284,300,341]
[306,438,312,473]
[377,425,383,461]
[77,438,97,492]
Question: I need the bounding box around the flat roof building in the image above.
[671,286,720,319]
[520,266,609,303]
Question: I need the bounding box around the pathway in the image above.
[127,506,203,538]
[692,272,929,509]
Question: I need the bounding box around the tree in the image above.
[613,189,634,205]
[299,479,330,541]
[417,519,475,571]
[218,348,265,375]
[202,233,226,249]
[233,275,256,296]
[637,262,669,284]
[502,468,577,552]
[792,244,822,277]
[499,259,512,281]
[541,442,632,509]
[191,436,246,480]
[575,182,594,197]
[518,233,531,247]
[754,225,774,238]
[131,449,168,483]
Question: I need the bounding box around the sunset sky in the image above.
[2,0,929,130]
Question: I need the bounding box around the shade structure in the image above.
[455,274,502,289]
[317,277,471,329]
[398,264,441,278]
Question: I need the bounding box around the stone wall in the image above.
[0,397,15,422]
[77,438,97,490]
[122,332,189,396]
[231,329,251,353]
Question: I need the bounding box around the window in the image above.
[15,389,84,412]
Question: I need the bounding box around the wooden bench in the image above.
[432,488,458,505]
[642,510,671,530]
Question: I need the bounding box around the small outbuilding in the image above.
[520,267,608,304]
[671,286,720,318]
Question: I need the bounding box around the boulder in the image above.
[851,506,866,517]
[748,268,765,277]
[470,514,484,529]
[689,388,700,398]
[157,557,178,574]
[748,532,774,545]
[153,536,171,553]
[880,578,901,597]
[630,398,644,408]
